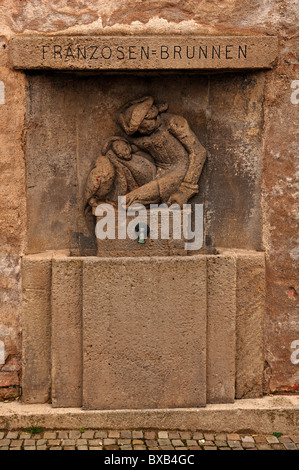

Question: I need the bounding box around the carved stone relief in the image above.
[85,96,207,217]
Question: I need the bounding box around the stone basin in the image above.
[22,249,265,409]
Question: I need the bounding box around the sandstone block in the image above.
[22,256,52,403]
[22,289,51,403]
[51,258,83,407]
[82,255,207,409]
[21,255,52,290]
[10,36,278,71]
[207,255,236,403]
[235,253,265,398]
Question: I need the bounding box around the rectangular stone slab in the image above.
[51,258,83,408]
[22,255,52,404]
[10,35,278,71]
[206,255,236,404]
[235,252,265,399]
[82,256,207,409]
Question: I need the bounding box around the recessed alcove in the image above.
[24,71,264,255]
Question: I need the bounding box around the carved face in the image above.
[138,107,160,135]
[112,140,132,160]
[145,105,159,120]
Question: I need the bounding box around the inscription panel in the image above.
[10,35,277,71]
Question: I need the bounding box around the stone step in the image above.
[0,396,297,435]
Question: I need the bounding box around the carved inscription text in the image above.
[10,35,278,71]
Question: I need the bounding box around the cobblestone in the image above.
[44,432,57,439]
[266,436,279,444]
[81,431,94,439]
[242,442,256,448]
[6,432,18,439]
[283,443,297,450]
[88,439,103,446]
[256,444,272,450]
[10,440,23,447]
[132,431,143,439]
[103,438,116,445]
[204,433,215,441]
[0,440,11,446]
[77,438,88,445]
[279,436,292,443]
[0,429,297,450]
[95,431,107,438]
[69,431,81,439]
[215,440,228,447]
[158,431,168,439]
[227,433,240,440]
[180,431,192,439]
[228,440,242,448]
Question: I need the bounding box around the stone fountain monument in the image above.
[12,34,275,409]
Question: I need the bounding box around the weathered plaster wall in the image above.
[262,36,299,392]
[0,1,298,398]
[0,31,25,399]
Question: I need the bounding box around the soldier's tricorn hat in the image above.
[118,96,154,135]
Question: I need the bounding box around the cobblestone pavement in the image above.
[0,430,298,450]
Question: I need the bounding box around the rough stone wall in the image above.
[0,31,26,399]
[0,1,298,399]
[262,35,299,392]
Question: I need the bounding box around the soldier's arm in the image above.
[168,115,206,197]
